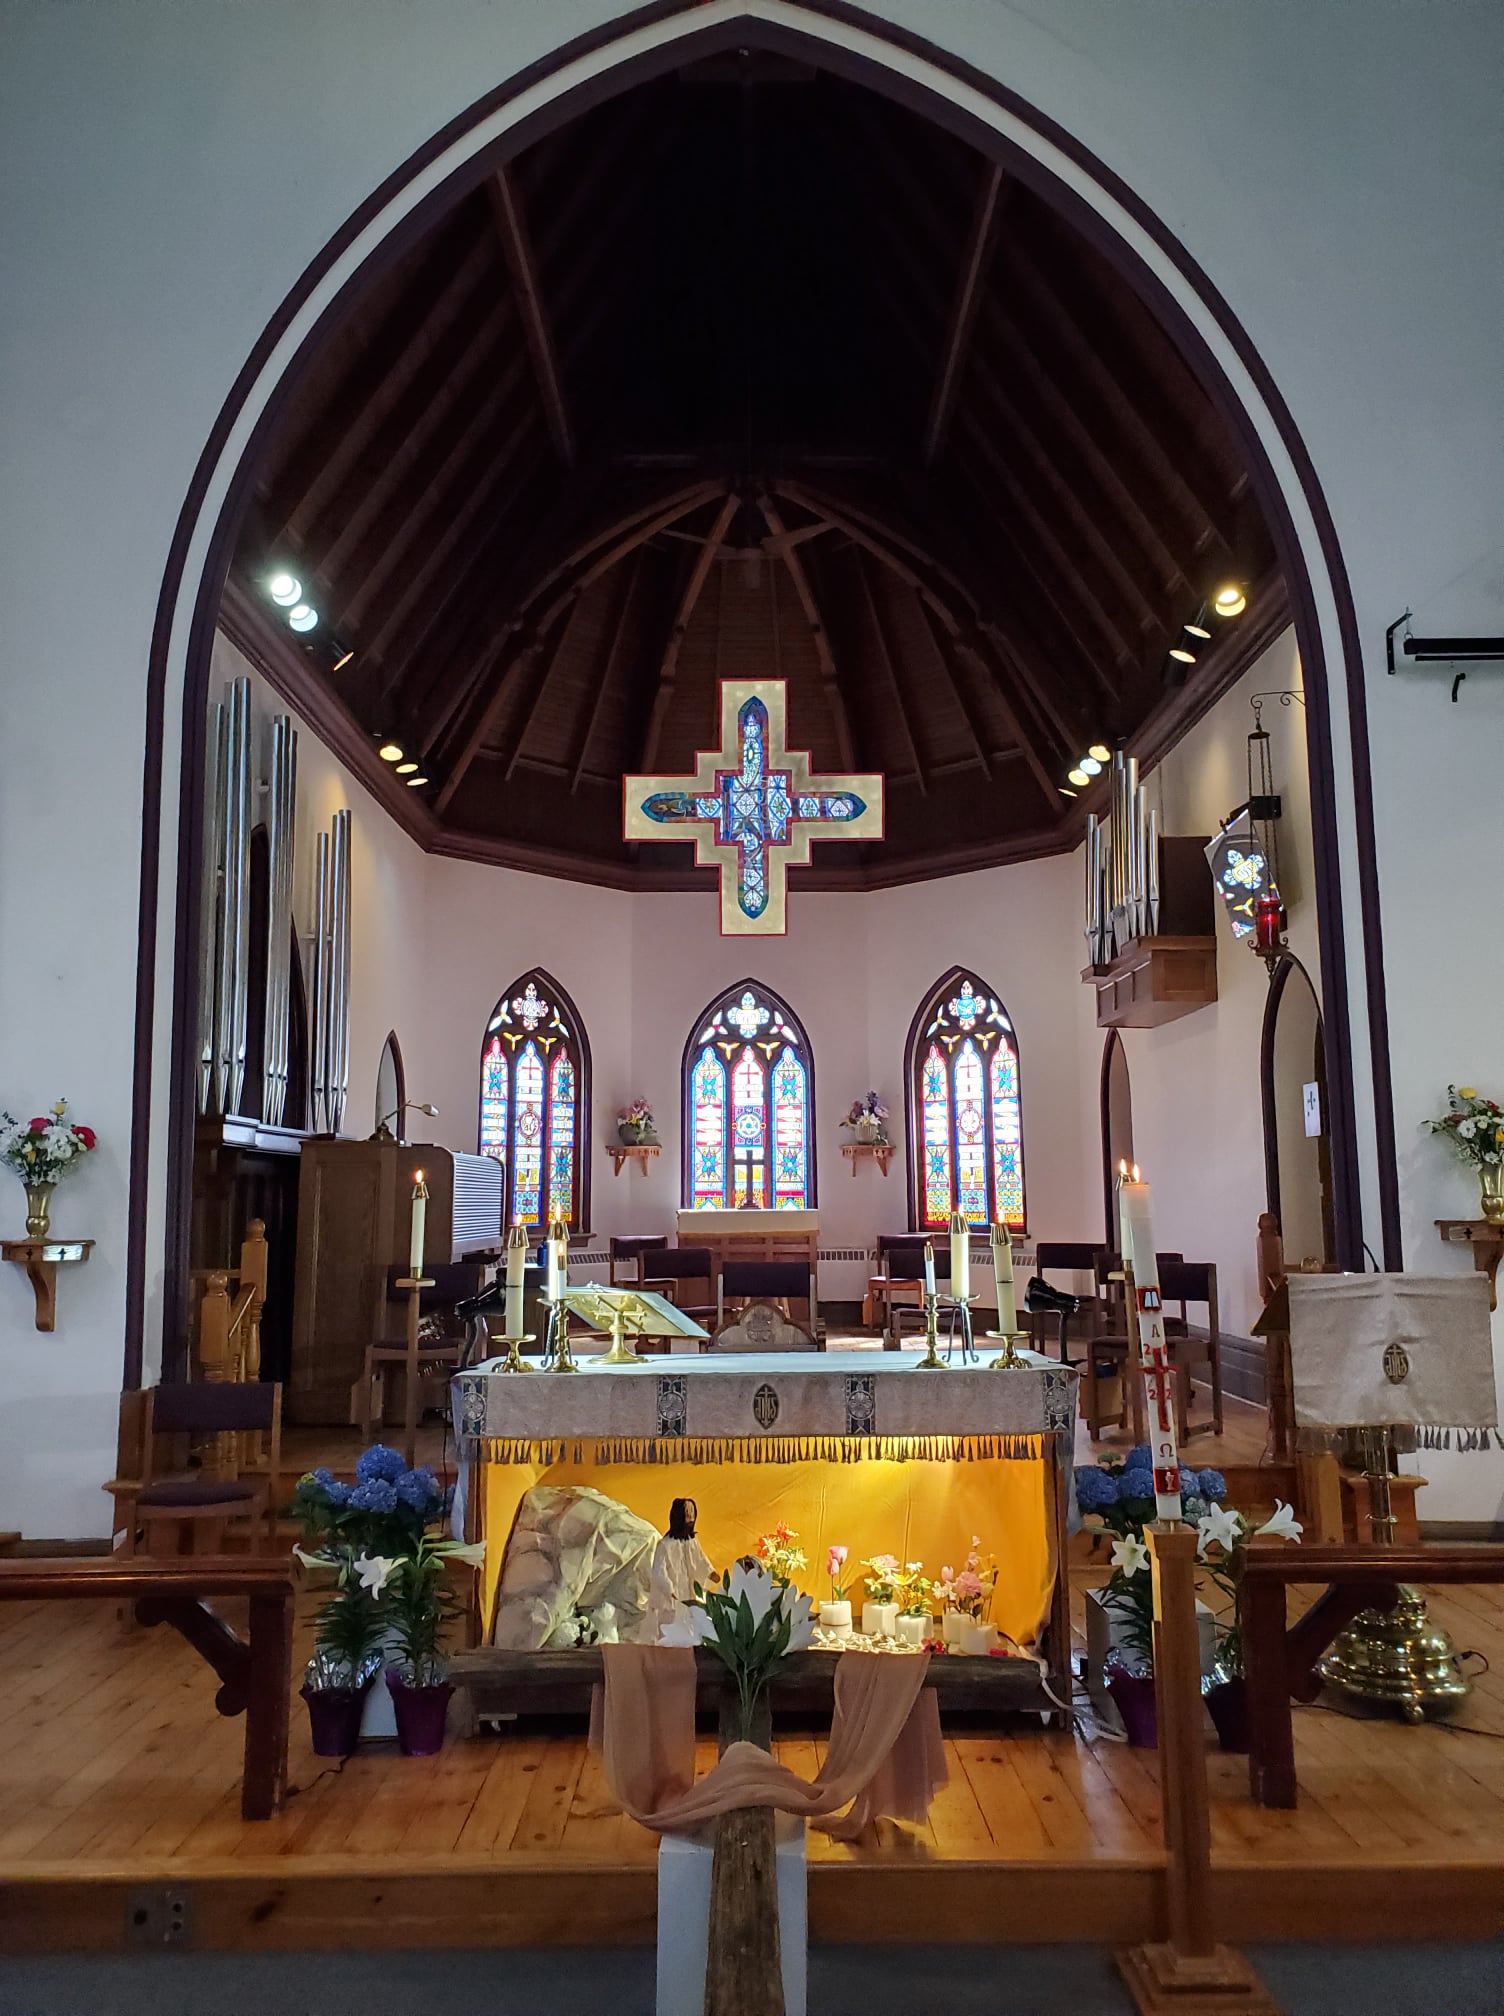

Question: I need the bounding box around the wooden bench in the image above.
[0,1555,294,1819]
[1240,1541,1504,1809]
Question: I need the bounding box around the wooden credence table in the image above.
[0,1555,294,1819]
[1240,1541,1504,1809]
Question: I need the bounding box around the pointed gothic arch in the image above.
[905,967,1026,1232]
[478,967,591,1229]
[681,979,817,1210]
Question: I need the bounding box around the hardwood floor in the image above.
[3,1580,1501,1951]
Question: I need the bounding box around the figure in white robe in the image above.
[643,1496,714,1643]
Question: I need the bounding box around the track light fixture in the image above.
[1087,744,1111,763]
[404,774,429,789]
[1213,584,1247,618]
[330,643,354,673]
[268,573,301,607]
[288,603,318,633]
[394,760,418,776]
[378,741,404,763]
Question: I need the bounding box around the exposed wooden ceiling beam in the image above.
[852,550,927,798]
[912,596,991,781]
[636,492,738,774]
[757,494,856,772]
[571,551,642,793]
[487,167,576,468]
[498,598,588,784]
[923,162,1005,465]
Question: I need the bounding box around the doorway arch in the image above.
[1261,956,1335,1269]
[1099,1031,1134,1250]
[127,0,1397,1382]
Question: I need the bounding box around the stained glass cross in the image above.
[623,679,884,934]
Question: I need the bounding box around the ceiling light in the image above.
[268,573,301,607]
[394,760,418,775]
[1169,646,1197,665]
[1067,768,1090,787]
[1087,744,1111,763]
[288,603,318,632]
[1079,755,1102,776]
[1059,787,1078,799]
[1214,585,1247,617]
[331,644,354,673]
[405,774,429,788]
[1184,621,1212,641]
[378,742,404,763]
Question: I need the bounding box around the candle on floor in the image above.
[949,1209,970,1301]
[991,1221,1016,1334]
[1117,1161,1182,1521]
[504,1219,527,1336]
[408,1170,428,1276]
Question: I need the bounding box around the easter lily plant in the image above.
[663,1558,816,1739]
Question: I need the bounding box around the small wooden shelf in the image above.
[1,1238,94,1332]
[1082,934,1218,1029]
[607,1141,661,1177]
[1437,1218,1504,1310]
[841,1141,894,1178]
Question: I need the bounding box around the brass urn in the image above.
[1479,1162,1504,1224]
[23,1181,55,1240]
[1317,1586,1471,1722]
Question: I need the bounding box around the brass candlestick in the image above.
[489,1331,537,1374]
[595,1304,644,1366]
[543,1295,579,1373]
[913,1291,946,1369]
[985,1331,1027,1370]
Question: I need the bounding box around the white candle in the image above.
[1116,1163,1182,1522]
[923,1241,936,1297]
[408,1171,428,1276]
[504,1219,527,1337]
[550,1216,569,1299]
[949,1209,970,1301]
[991,1221,1016,1333]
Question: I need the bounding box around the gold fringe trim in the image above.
[471,1433,1044,1466]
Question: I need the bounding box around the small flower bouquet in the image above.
[616,1097,657,1144]
[663,1558,815,1738]
[1427,1085,1504,1168]
[861,1552,900,1603]
[935,1536,996,1619]
[755,1521,807,1586]
[894,1562,932,1618]
[826,1543,850,1604]
[0,1100,97,1235]
[840,1092,889,1145]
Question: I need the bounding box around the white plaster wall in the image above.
[1,0,1501,1530]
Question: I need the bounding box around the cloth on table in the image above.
[594,1642,946,1843]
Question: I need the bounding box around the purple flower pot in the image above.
[301,1682,368,1757]
[386,1672,453,1756]
[1205,1676,1249,1753]
[1106,1668,1158,1748]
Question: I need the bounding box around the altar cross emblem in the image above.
[623,680,884,934]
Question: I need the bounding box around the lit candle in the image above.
[949,1208,970,1301]
[504,1219,527,1336]
[550,1215,570,1299]
[923,1241,936,1297]
[408,1170,428,1276]
[990,1221,1016,1334]
[1116,1162,1182,1521]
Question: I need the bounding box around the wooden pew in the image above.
[1240,1542,1504,1809]
[0,1556,293,1819]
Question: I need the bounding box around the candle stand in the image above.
[542,1294,579,1373]
[985,1331,1027,1371]
[489,1331,537,1375]
[393,1274,435,1466]
[943,1293,981,1365]
[912,1292,946,1370]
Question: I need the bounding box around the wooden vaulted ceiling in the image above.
[226,55,1282,889]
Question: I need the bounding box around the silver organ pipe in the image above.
[197,699,225,1115]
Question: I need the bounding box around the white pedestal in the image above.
[656,1814,807,2016]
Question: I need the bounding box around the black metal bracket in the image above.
[1387,609,1504,699]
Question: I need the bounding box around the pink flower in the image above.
[956,1570,984,1601]
[939,1565,954,1584]
[827,1544,848,1571]
[26,1119,48,1134]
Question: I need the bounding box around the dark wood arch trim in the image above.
[1099,1028,1129,1249]
[901,965,1027,1235]
[1260,952,1325,1238]
[127,0,1399,1386]
[477,966,593,1231]
[679,977,819,1211]
[377,1029,407,1137]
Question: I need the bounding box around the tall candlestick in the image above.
[990,1221,1016,1334]
[408,1170,428,1276]
[504,1219,527,1337]
[949,1209,971,1301]
[550,1215,569,1298]
[1116,1162,1182,1521]
[923,1241,936,1297]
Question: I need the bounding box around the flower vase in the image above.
[386,1672,453,1756]
[961,1621,998,1657]
[861,1601,898,1639]
[1106,1668,1158,1747]
[1480,1164,1504,1225]
[819,1600,852,1638]
[896,1614,928,1647]
[1204,1676,1249,1753]
[618,1121,646,1146]
[941,1609,972,1647]
[301,1682,369,1757]
[23,1182,54,1240]
[854,1116,879,1145]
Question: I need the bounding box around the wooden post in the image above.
[239,1218,268,1379]
[198,1272,231,1380]
[1116,1525,1278,2013]
[705,1689,784,2016]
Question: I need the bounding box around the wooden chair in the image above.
[870,1237,949,1349]
[353,1262,486,1440]
[639,1246,719,1342]
[609,1234,668,1287]
[1030,1242,1108,1361]
[106,1382,283,1557]
[718,1259,816,1333]
[1158,1258,1224,1437]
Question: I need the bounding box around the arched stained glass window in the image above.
[907,970,1025,1231]
[477,970,591,1229]
[683,982,816,1209]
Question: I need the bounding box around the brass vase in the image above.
[23,1181,55,1240]
[1479,1163,1504,1224]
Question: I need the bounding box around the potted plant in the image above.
[1427,1084,1504,1222]
[0,1099,97,1238]
[894,1561,933,1646]
[1196,1498,1303,1750]
[820,1543,852,1637]
[840,1092,889,1147]
[860,1553,901,1638]
[296,1548,387,1756]
[380,1531,485,1755]
[616,1097,658,1146]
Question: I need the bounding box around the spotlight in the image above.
[1184,621,1212,641]
[394,760,418,776]
[1059,787,1078,799]
[331,643,354,673]
[1214,585,1247,618]
[1068,767,1090,787]
[1169,646,1197,665]
[1079,755,1102,776]
[268,573,301,607]
[378,742,404,763]
[405,774,429,788]
[288,604,318,632]
[1087,744,1111,763]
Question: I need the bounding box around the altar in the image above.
[453,1348,1078,1692]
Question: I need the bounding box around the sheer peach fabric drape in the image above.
[595,1645,946,1843]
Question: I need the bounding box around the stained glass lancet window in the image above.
[683,983,815,1209]
[476,971,590,1229]
[908,971,1025,1231]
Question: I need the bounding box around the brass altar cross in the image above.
[623,679,884,934]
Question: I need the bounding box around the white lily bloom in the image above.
[785,1590,816,1652]
[1110,1534,1150,1578]
[1257,1501,1303,1543]
[1197,1504,1243,1558]
[292,1544,332,1573]
[726,1559,778,1624]
[439,1540,488,1566]
[658,1616,699,1648]
[354,1552,400,1594]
